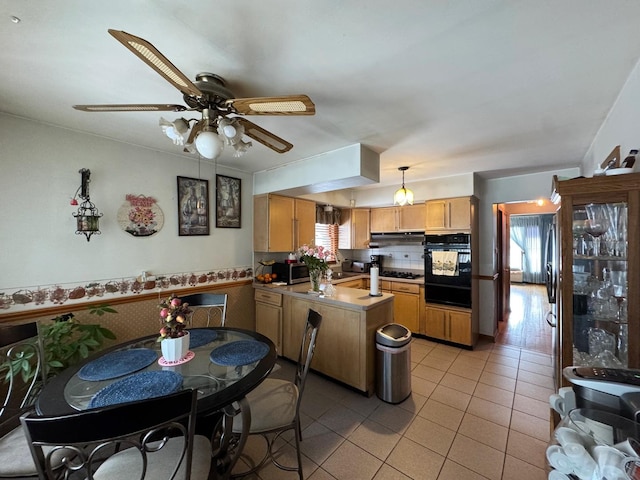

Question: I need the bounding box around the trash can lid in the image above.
[376,323,411,347]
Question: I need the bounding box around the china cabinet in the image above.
[553,174,640,385]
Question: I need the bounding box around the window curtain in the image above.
[316,205,341,225]
[315,205,340,261]
[510,214,554,284]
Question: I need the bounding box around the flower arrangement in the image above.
[297,244,332,272]
[158,294,192,341]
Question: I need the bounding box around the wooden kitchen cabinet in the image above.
[339,208,370,249]
[370,204,425,233]
[254,194,316,252]
[425,304,472,346]
[374,280,421,333]
[370,207,397,232]
[336,278,364,289]
[282,296,391,393]
[254,289,283,355]
[425,196,476,233]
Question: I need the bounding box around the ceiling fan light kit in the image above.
[194,130,224,160]
[159,117,189,145]
[394,166,414,206]
[73,29,315,159]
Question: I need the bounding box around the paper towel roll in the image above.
[370,266,379,296]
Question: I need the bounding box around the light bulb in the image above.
[195,131,223,159]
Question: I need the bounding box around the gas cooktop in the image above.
[380,271,423,280]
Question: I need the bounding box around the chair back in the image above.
[0,322,45,432]
[294,309,322,402]
[180,293,227,327]
[21,389,199,480]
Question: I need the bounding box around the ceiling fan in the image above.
[73,29,315,158]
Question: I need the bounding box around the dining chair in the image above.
[0,322,49,479]
[180,293,228,327]
[21,389,213,480]
[231,309,322,479]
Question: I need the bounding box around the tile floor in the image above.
[232,336,555,480]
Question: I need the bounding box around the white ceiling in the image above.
[3,1,640,188]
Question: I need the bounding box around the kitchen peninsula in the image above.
[254,281,393,395]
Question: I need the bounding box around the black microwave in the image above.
[271,262,310,285]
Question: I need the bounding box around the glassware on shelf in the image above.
[572,209,589,256]
[584,204,610,256]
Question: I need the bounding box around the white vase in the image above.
[161,331,190,362]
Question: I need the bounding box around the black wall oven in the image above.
[424,233,472,308]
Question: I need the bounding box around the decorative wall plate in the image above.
[117,194,164,237]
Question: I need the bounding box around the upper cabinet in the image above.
[370,204,425,233]
[425,196,476,233]
[339,208,370,249]
[254,194,316,252]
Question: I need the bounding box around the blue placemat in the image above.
[88,371,183,408]
[209,340,269,366]
[78,348,158,381]
[188,329,218,349]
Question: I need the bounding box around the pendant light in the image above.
[394,166,414,206]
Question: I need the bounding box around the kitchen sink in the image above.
[334,271,363,279]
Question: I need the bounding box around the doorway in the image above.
[494,200,558,355]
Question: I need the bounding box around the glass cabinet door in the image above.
[572,201,628,367]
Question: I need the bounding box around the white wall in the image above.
[474,168,580,336]
[583,58,640,175]
[0,114,253,291]
[353,173,474,207]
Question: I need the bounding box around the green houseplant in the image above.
[1,304,117,383]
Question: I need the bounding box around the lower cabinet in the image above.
[372,280,421,333]
[254,290,283,355]
[425,304,472,346]
[282,295,391,394]
[336,278,364,289]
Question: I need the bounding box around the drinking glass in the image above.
[585,204,609,256]
[573,209,588,255]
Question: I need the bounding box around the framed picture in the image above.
[177,176,209,236]
[216,175,241,228]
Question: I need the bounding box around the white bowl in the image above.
[606,167,634,175]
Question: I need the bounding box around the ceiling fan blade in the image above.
[237,118,293,153]
[108,29,203,98]
[73,104,187,112]
[227,95,315,116]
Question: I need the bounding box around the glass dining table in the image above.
[36,327,277,479]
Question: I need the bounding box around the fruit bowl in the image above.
[255,274,278,284]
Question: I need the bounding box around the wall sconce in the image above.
[71,168,102,241]
[393,166,414,206]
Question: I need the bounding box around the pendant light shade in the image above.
[195,130,224,159]
[394,166,414,206]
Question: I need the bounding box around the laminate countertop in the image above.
[253,281,393,311]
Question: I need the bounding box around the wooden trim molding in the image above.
[0,280,252,324]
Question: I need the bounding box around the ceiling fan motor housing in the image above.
[184,73,235,110]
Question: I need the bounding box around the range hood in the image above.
[369,231,425,247]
